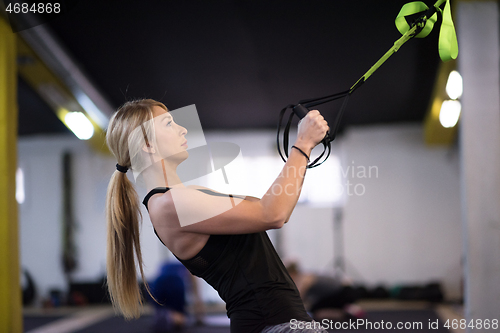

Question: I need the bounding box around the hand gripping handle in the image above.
[293,103,333,142]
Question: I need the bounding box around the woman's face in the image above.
[151,106,188,162]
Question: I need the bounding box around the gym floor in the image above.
[23,301,464,333]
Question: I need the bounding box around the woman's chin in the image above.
[176,150,189,164]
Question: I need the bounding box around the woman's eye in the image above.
[166,121,172,127]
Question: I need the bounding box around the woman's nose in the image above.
[180,125,187,135]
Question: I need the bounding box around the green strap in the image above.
[395,0,458,61]
[350,25,417,91]
[350,0,458,91]
[438,0,458,61]
[396,2,438,38]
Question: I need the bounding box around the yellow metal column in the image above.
[0,17,22,333]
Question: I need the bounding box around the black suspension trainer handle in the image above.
[293,103,339,143]
[294,104,332,140]
[277,103,332,168]
[292,104,309,119]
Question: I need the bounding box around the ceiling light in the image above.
[439,100,461,128]
[64,112,94,140]
[446,70,463,100]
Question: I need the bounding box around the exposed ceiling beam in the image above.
[3,9,113,153]
[16,33,110,154]
[18,22,113,128]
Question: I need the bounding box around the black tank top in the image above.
[143,187,312,333]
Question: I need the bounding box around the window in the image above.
[206,155,344,206]
[16,167,25,204]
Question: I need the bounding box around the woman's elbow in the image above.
[272,219,286,229]
[259,203,287,229]
[267,214,287,229]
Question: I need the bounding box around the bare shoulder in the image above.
[147,189,210,259]
[146,189,179,228]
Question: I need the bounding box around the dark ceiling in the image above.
[17,0,440,136]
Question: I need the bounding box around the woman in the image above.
[105,99,330,333]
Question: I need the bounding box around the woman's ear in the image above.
[142,144,156,154]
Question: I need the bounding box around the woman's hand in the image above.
[295,110,329,153]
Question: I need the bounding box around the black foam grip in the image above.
[292,104,309,119]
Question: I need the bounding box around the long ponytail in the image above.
[104,99,167,319]
[105,170,146,319]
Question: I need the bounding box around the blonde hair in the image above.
[105,99,167,319]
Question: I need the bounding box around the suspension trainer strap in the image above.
[299,89,350,107]
[277,104,294,163]
[277,0,458,167]
[329,92,351,142]
[283,109,295,160]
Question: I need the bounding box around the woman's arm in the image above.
[257,109,329,224]
[148,110,328,235]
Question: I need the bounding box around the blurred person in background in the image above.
[149,261,204,332]
[286,261,363,322]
